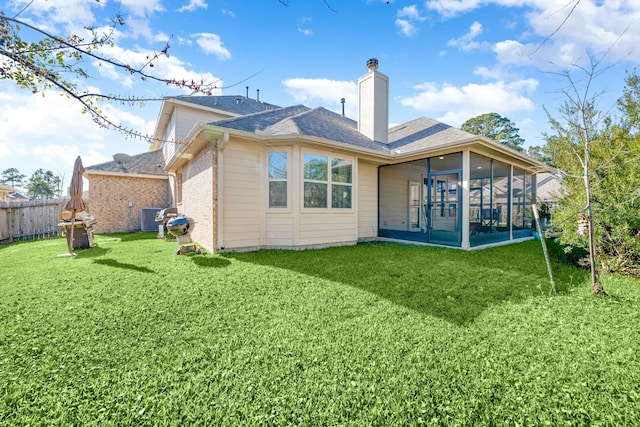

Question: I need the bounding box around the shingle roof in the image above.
[388,117,476,154]
[85,149,167,176]
[212,106,475,155]
[212,105,312,132]
[171,95,280,116]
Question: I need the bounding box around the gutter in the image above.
[83,170,169,180]
[215,125,551,172]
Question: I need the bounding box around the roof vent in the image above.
[366,58,378,71]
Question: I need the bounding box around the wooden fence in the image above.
[0,198,69,244]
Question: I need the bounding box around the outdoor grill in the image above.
[166,215,203,256]
[166,216,190,237]
[155,207,178,231]
[58,211,96,249]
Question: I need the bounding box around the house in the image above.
[0,184,19,202]
[87,58,549,251]
[84,95,280,233]
[84,150,170,233]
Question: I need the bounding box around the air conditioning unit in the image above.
[141,207,162,231]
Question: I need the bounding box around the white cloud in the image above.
[396,19,418,37]
[395,5,427,37]
[298,17,314,37]
[177,0,208,13]
[400,79,538,126]
[221,9,236,17]
[193,33,232,59]
[0,89,113,176]
[32,144,110,175]
[0,84,158,178]
[398,5,425,21]
[92,43,225,92]
[282,78,358,118]
[427,0,640,67]
[119,0,165,17]
[7,0,102,27]
[447,21,485,51]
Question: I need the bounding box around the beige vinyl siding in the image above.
[162,112,178,163]
[296,147,358,246]
[297,212,357,246]
[379,161,426,230]
[222,140,263,249]
[266,214,294,247]
[174,107,231,142]
[357,160,378,239]
[164,105,235,169]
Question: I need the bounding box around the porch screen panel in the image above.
[512,168,526,233]
[378,159,428,243]
[492,160,510,235]
[525,172,536,232]
[469,153,509,246]
[428,152,461,173]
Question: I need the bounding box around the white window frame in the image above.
[302,151,353,210]
[267,149,290,210]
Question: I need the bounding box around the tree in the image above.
[0,4,220,141]
[461,112,526,152]
[526,145,553,165]
[544,64,640,289]
[1,167,26,189]
[26,168,58,199]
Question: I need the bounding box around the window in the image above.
[268,151,288,208]
[303,153,352,209]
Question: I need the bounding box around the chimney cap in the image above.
[366,58,378,71]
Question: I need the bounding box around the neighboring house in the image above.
[7,192,29,202]
[0,184,19,202]
[536,171,563,224]
[140,58,550,252]
[536,171,562,205]
[84,150,170,233]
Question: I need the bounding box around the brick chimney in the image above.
[357,58,389,144]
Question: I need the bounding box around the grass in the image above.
[1,234,639,426]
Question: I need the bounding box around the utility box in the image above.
[141,207,162,231]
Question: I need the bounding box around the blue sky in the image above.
[1,0,639,189]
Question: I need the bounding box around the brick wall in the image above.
[179,142,217,252]
[87,175,170,233]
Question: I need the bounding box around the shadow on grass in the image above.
[98,232,160,242]
[222,241,589,326]
[92,258,156,273]
[73,246,110,259]
[191,255,231,268]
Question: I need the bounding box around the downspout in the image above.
[216,132,230,251]
[167,172,177,208]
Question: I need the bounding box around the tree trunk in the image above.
[583,139,606,296]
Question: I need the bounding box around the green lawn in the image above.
[1,234,639,426]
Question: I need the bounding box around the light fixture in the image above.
[438,156,445,160]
